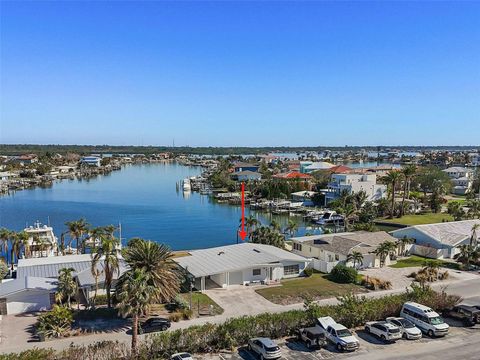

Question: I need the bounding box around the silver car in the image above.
[248,337,282,360]
[386,317,422,340]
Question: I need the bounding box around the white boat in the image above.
[23,221,58,258]
[182,178,191,191]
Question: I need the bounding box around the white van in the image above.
[400,302,449,337]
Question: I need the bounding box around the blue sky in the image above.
[1,1,479,147]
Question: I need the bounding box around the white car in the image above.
[386,317,423,340]
[365,321,402,342]
[170,353,194,360]
[248,337,282,360]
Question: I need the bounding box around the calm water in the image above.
[0,163,319,250]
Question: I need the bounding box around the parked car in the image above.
[365,321,402,342]
[315,316,360,352]
[171,353,194,360]
[386,317,422,340]
[443,304,480,326]
[400,302,449,337]
[139,317,171,334]
[297,327,327,349]
[248,337,282,360]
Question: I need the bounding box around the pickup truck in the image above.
[315,316,360,352]
[297,327,326,349]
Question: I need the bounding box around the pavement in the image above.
[1,273,479,355]
[197,323,480,360]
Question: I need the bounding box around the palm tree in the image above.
[91,233,121,308]
[383,170,403,218]
[244,215,260,239]
[0,228,11,267]
[56,268,77,307]
[470,224,480,248]
[285,219,299,238]
[396,236,414,257]
[116,268,157,354]
[10,232,23,270]
[400,165,416,217]
[374,241,397,267]
[454,244,476,269]
[121,239,180,303]
[65,218,89,254]
[269,220,281,232]
[346,251,363,269]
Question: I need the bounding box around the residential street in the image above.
[0,275,479,355]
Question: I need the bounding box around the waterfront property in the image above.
[233,162,259,173]
[442,166,474,195]
[390,220,480,259]
[291,190,317,206]
[323,173,387,205]
[290,231,396,272]
[300,161,335,174]
[174,243,309,291]
[80,156,102,167]
[230,170,262,182]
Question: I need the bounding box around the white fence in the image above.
[312,259,340,273]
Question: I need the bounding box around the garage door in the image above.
[6,291,51,314]
[228,271,243,285]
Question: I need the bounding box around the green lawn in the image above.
[180,292,224,316]
[389,255,460,270]
[255,273,366,305]
[377,213,454,226]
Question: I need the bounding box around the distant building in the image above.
[291,190,317,206]
[0,171,17,182]
[324,173,386,205]
[230,170,262,182]
[80,156,102,167]
[273,171,312,180]
[12,154,38,165]
[233,162,260,173]
[300,161,335,174]
[442,167,474,195]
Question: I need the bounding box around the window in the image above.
[293,243,303,251]
[284,264,299,276]
[252,268,261,276]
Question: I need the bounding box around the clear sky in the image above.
[1,1,479,147]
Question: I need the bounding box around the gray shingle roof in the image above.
[174,243,307,278]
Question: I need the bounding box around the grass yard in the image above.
[389,255,460,270]
[378,212,454,226]
[255,273,366,305]
[180,292,224,316]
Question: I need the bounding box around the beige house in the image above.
[291,231,396,273]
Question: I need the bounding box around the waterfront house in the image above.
[233,162,260,173]
[23,221,58,258]
[12,154,38,165]
[80,156,102,167]
[291,231,395,273]
[442,167,474,195]
[390,220,480,259]
[273,171,312,180]
[0,171,17,182]
[291,190,317,206]
[230,170,262,182]
[174,243,309,291]
[300,161,335,174]
[324,173,386,206]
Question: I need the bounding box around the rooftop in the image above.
[174,243,307,278]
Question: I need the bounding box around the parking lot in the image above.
[197,323,480,360]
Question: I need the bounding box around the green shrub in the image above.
[172,294,189,310]
[330,264,358,284]
[36,305,73,339]
[303,267,314,277]
[169,313,182,322]
[181,308,194,320]
[93,294,108,306]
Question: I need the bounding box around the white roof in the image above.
[443,167,471,173]
[174,243,308,278]
[392,220,480,246]
[0,277,57,297]
[17,254,93,279]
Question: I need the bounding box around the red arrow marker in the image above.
[238,182,247,241]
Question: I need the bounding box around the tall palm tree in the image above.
[91,234,121,308]
[121,239,180,303]
[346,251,364,269]
[470,224,480,248]
[374,241,397,267]
[56,267,77,307]
[396,236,414,257]
[400,165,416,217]
[10,232,23,270]
[285,219,299,238]
[65,218,89,254]
[454,244,477,269]
[383,170,403,218]
[244,215,260,239]
[116,268,156,354]
[269,220,281,232]
[0,228,11,267]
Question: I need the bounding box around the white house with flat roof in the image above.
[174,243,309,291]
[442,167,474,195]
[324,173,386,205]
[80,156,102,167]
[390,220,480,259]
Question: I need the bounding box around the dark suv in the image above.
[139,317,171,334]
[444,305,480,326]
